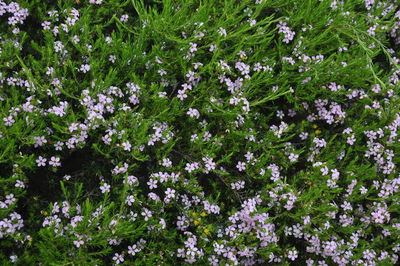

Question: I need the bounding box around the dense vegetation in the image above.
[1,0,400,264]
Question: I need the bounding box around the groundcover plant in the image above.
[1,0,400,265]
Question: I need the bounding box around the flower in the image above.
[73,240,84,248]
[121,141,131,151]
[128,244,140,256]
[218,27,227,37]
[34,136,47,147]
[277,21,296,43]
[165,188,176,198]
[177,89,188,100]
[185,162,200,173]
[48,156,61,167]
[125,195,135,206]
[236,161,246,171]
[79,64,90,73]
[187,108,200,119]
[161,158,172,167]
[42,21,51,30]
[288,249,298,261]
[120,14,129,23]
[112,253,124,264]
[147,178,158,189]
[3,115,15,126]
[360,186,368,194]
[109,54,116,63]
[141,208,152,221]
[288,153,299,162]
[10,255,18,263]
[100,183,110,193]
[36,156,47,167]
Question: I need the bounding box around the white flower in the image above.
[15,180,25,189]
[218,27,227,37]
[231,180,245,190]
[209,44,217,52]
[100,183,110,193]
[10,255,18,263]
[42,21,51,30]
[128,244,140,256]
[121,141,131,151]
[288,153,299,162]
[236,161,246,171]
[3,115,15,126]
[79,64,90,73]
[202,157,216,173]
[49,156,61,167]
[73,240,84,248]
[177,89,187,100]
[112,253,124,264]
[147,179,158,189]
[158,91,167,98]
[161,158,172,167]
[185,162,200,173]
[360,186,368,194]
[120,14,129,23]
[36,156,47,167]
[141,208,152,221]
[125,195,135,206]
[72,35,80,43]
[288,250,298,261]
[34,136,47,147]
[165,188,176,198]
[158,69,167,76]
[54,41,64,52]
[187,108,200,119]
[109,54,116,63]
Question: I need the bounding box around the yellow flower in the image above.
[315,129,321,135]
[200,212,207,217]
[203,228,210,235]
[194,220,200,226]
[312,124,318,129]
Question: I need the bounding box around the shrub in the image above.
[1,0,400,264]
